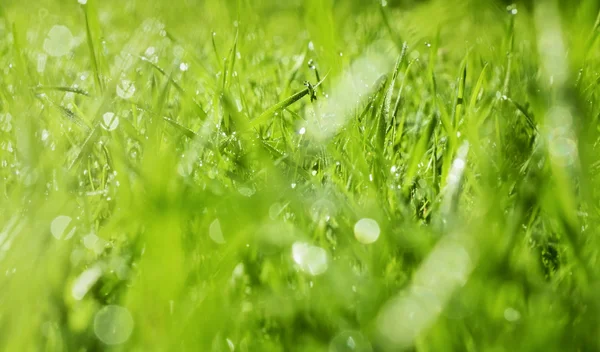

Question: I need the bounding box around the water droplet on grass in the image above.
[354,218,380,244]
[179,62,189,72]
[51,215,76,240]
[209,218,225,244]
[94,305,134,345]
[102,112,119,131]
[292,242,328,276]
[116,80,135,99]
[43,25,73,57]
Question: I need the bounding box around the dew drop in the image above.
[94,305,134,345]
[50,215,76,240]
[292,242,328,276]
[354,218,380,244]
[209,218,225,244]
[116,80,136,99]
[101,112,119,131]
[504,307,521,322]
[43,25,73,57]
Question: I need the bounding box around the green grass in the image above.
[2,0,600,350]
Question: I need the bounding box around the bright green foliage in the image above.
[1,0,600,351]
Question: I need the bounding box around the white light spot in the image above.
[72,265,102,300]
[504,307,521,322]
[238,186,255,197]
[299,127,306,135]
[102,112,119,131]
[43,25,73,57]
[209,218,225,244]
[292,242,328,276]
[37,53,47,73]
[50,215,75,240]
[179,62,189,72]
[177,162,193,177]
[94,305,134,345]
[83,233,108,254]
[308,41,315,51]
[376,237,473,348]
[354,218,380,244]
[78,0,87,4]
[41,129,50,141]
[116,80,136,100]
[227,338,235,351]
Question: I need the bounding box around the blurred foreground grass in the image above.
[2,0,600,350]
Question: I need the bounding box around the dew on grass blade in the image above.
[179,62,189,72]
[116,80,136,99]
[354,218,380,244]
[94,305,134,345]
[292,242,328,276]
[102,112,119,131]
[209,218,225,244]
[51,215,76,240]
[72,265,102,300]
[43,25,73,57]
[329,330,372,352]
[310,199,337,222]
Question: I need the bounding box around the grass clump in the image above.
[1,0,600,350]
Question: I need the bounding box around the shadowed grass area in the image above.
[1,0,600,350]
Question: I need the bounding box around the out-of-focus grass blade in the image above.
[34,86,90,97]
[377,43,407,152]
[222,29,238,90]
[468,63,488,113]
[83,0,104,93]
[163,117,197,139]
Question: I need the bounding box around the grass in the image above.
[1,0,600,350]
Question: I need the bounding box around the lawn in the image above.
[1,0,600,350]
